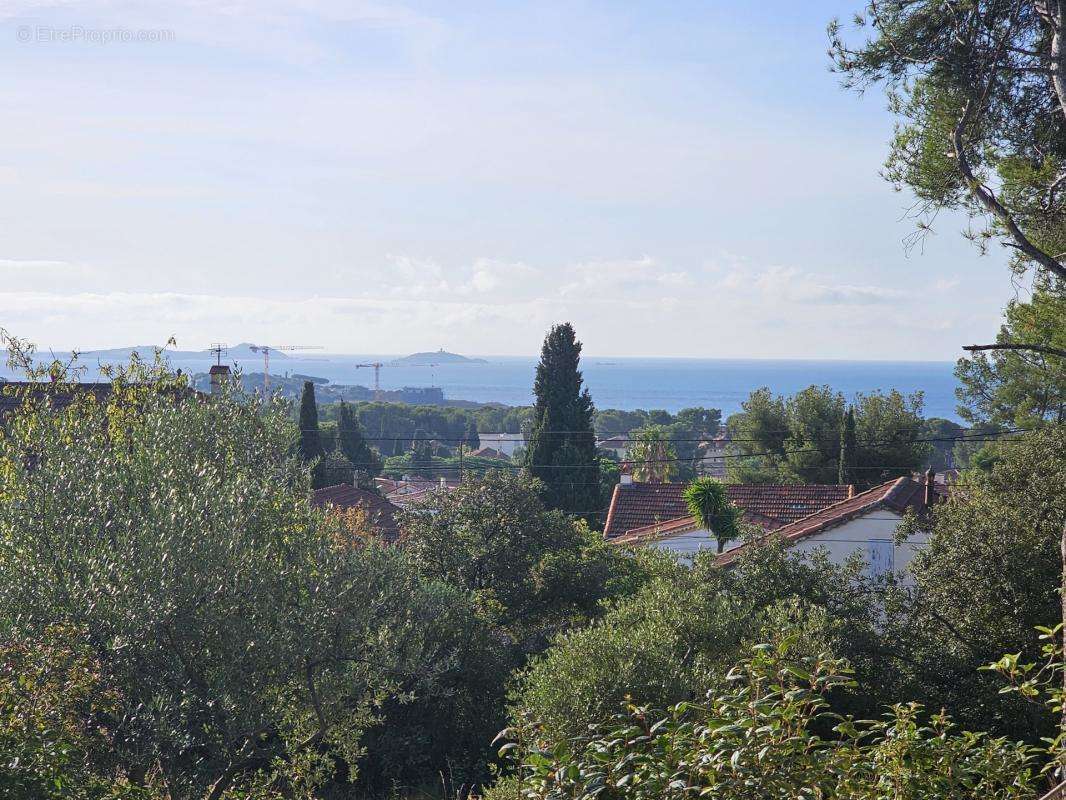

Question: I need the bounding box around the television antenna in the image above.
[209,343,228,367]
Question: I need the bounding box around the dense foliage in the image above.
[727,385,930,487]
[956,288,1066,427]
[885,425,1066,741]
[400,472,645,654]
[507,547,890,745]
[498,636,1039,800]
[0,355,500,798]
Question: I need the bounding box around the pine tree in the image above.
[337,401,381,485]
[838,406,857,486]
[525,323,600,516]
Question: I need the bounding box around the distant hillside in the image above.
[392,349,487,365]
[78,343,290,361]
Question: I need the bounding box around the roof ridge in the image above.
[755,476,903,534]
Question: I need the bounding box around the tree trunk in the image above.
[1051,2,1066,123]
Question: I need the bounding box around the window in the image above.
[866,539,894,579]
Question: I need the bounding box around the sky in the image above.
[0,0,1020,359]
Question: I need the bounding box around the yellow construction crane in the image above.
[248,344,324,392]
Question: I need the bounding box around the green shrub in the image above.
[499,634,1040,799]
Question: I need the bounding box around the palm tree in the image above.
[683,477,739,553]
[626,426,677,482]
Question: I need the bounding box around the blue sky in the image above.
[0,0,1016,358]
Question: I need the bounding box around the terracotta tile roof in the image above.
[312,484,402,542]
[385,478,460,508]
[715,475,932,567]
[603,481,855,539]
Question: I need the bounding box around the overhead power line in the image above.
[327,428,1029,473]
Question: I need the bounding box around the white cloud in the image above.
[0,258,74,270]
[725,265,909,306]
[560,256,691,298]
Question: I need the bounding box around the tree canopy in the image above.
[728,386,930,487]
[525,324,601,516]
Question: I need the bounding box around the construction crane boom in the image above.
[354,362,384,401]
[248,344,324,392]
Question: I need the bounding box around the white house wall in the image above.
[787,512,927,580]
[647,528,743,559]
[648,511,928,579]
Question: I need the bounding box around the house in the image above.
[312,483,402,542]
[377,476,460,508]
[478,432,525,457]
[714,473,938,578]
[596,435,630,459]
[609,472,939,578]
[603,476,854,542]
[467,446,510,460]
[695,431,730,478]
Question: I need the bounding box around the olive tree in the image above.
[0,344,491,798]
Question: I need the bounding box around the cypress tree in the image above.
[337,401,381,484]
[838,406,857,486]
[299,380,324,463]
[525,323,600,516]
[410,427,434,477]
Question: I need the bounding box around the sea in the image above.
[0,352,963,422]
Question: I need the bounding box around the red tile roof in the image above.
[312,484,402,542]
[715,475,932,566]
[603,481,855,539]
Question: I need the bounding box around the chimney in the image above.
[209,364,231,396]
[620,461,633,485]
[439,476,447,488]
[923,468,936,507]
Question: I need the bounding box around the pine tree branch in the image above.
[963,343,1066,358]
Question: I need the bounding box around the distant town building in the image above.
[695,431,730,478]
[596,435,630,460]
[396,386,445,404]
[478,432,525,458]
[467,446,509,460]
[375,476,460,508]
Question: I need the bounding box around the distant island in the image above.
[391,349,487,366]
